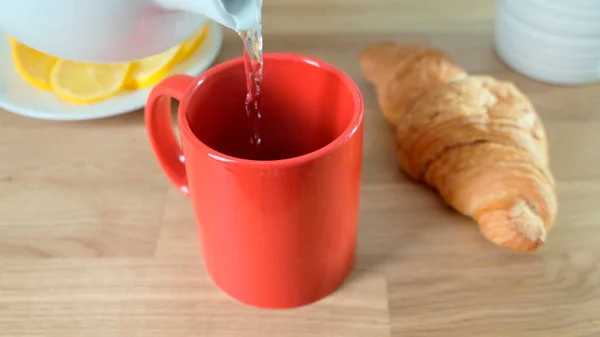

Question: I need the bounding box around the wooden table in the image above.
[1,0,599,336]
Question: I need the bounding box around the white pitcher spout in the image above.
[155,0,261,31]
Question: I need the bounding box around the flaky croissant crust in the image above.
[360,42,557,252]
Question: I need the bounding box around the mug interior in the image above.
[182,54,361,161]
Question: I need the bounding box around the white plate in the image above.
[0,21,223,121]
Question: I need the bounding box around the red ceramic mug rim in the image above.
[178,53,364,169]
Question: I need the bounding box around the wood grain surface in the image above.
[1,0,599,336]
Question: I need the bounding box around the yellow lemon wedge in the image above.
[9,37,58,90]
[176,25,209,63]
[50,60,131,104]
[129,45,181,89]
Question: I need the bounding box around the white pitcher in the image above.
[495,0,600,85]
[0,0,261,63]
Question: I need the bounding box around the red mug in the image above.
[145,53,363,309]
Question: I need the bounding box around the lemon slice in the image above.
[50,60,131,104]
[176,25,209,63]
[129,45,181,89]
[9,37,58,90]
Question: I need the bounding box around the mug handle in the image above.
[145,74,195,196]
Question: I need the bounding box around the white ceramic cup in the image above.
[494,0,600,86]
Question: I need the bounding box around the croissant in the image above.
[359,42,467,125]
[359,42,557,252]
